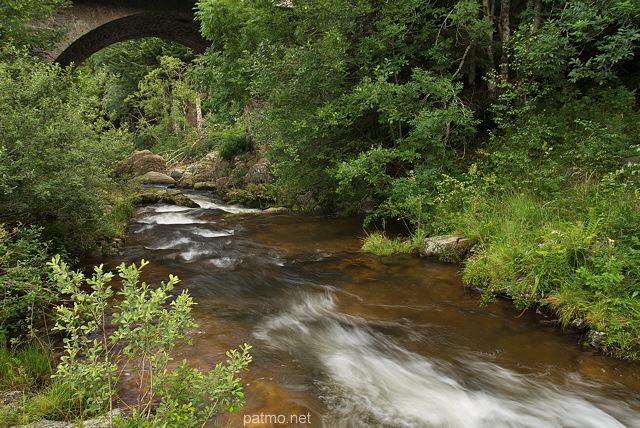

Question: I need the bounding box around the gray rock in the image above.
[168,167,186,181]
[10,409,122,428]
[587,330,605,350]
[138,190,199,208]
[1,391,24,412]
[136,171,176,185]
[244,158,273,185]
[423,235,474,258]
[192,152,230,183]
[177,171,195,187]
[215,177,229,189]
[293,191,317,208]
[262,207,289,214]
[118,150,166,177]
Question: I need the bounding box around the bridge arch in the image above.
[48,1,208,66]
[55,13,208,66]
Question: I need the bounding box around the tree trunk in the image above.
[483,0,497,95]
[533,0,542,32]
[195,93,203,129]
[499,0,511,83]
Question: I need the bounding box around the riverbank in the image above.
[75,193,640,426]
[363,177,640,361]
[125,148,640,361]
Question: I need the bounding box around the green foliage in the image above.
[506,0,640,89]
[117,347,252,427]
[215,126,251,161]
[0,53,132,253]
[0,225,57,342]
[194,0,291,123]
[457,177,640,358]
[50,256,119,417]
[128,55,202,155]
[195,0,479,209]
[0,0,70,57]
[0,343,54,392]
[49,257,252,424]
[87,38,195,122]
[361,233,416,256]
[488,86,640,195]
[99,184,140,242]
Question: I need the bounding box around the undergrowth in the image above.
[454,175,640,359]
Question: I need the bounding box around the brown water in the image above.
[89,190,640,427]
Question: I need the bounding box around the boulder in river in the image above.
[423,235,474,259]
[194,181,218,191]
[138,190,199,208]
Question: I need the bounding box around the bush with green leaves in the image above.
[215,126,251,161]
[126,55,203,156]
[0,225,57,343]
[0,52,131,253]
[0,0,70,57]
[49,256,252,425]
[86,38,195,123]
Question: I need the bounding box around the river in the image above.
[85,190,640,427]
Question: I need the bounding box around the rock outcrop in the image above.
[173,147,274,191]
[118,150,167,177]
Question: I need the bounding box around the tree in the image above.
[0,53,131,252]
[87,38,195,124]
[127,55,201,153]
[0,0,70,57]
[195,0,480,212]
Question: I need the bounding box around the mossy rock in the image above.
[138,190,199,208]
[194,181,217,191]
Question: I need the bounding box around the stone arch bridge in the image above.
[48,0,209,66]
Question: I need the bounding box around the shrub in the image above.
[0,53,131,254]
[49,256,252,425]
[216,126,251,161]
[0,225,57,342]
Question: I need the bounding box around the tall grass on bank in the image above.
[456,178,640,359]
[0,343,83,427]
[0,344,54,392]
[361,232,418,256]
[360,169,640,359]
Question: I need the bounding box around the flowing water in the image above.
[86,190,640,427]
